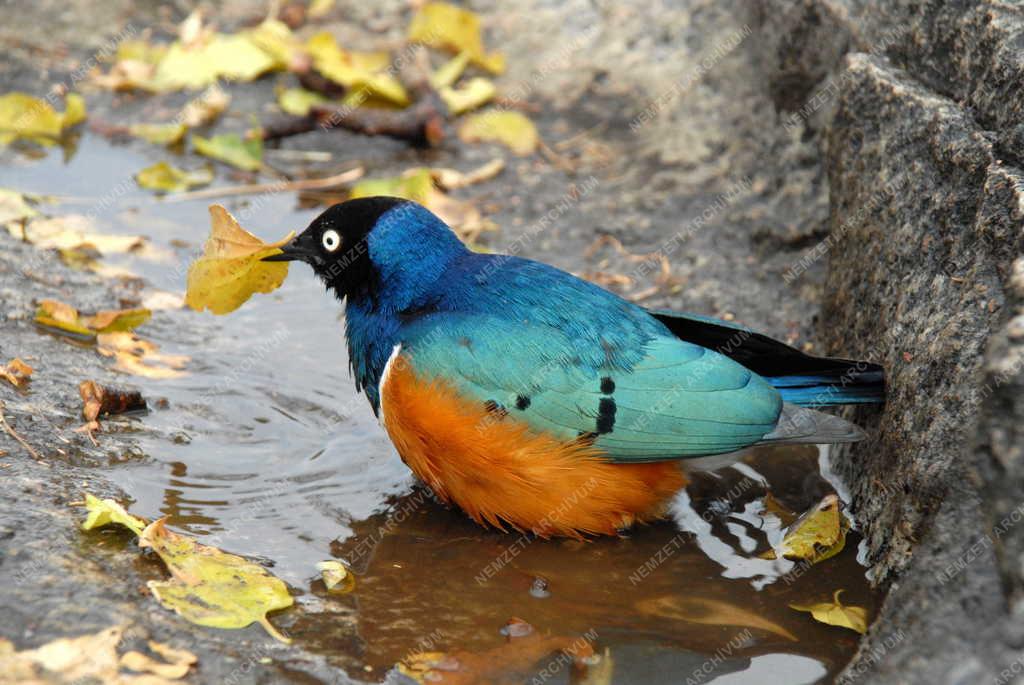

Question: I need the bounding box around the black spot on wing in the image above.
[600,377,615,394]
[515,395,531,410]
[596,397,616,434]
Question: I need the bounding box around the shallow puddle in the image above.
[1,137,877,684]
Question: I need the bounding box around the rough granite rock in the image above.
[750,0,1024,682]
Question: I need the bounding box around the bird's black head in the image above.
[264,196,408,298]
[264,196,468,308]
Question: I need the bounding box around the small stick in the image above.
[161,166,365,203]
[0,401,45,463]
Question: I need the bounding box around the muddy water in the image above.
[1,138,877,684]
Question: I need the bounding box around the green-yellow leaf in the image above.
[35,299,151,338]
[790,590,868,634]
[458,110,538,155]
[305,32,409,106]
[408,2,505,74]
[192,133,262,171]
[0,92,86,145]
[430,52,470,90]
[139,518,293,642]
[349,168,434,204]
[129,123,188,146]
[246,19,307,72]
[151,34,277,91]
[81,493,147,536]
[761,493,849,563]
[185,205,293,315]
[277,88,327,116]
[441,77,496,115]
[136,162,213,193]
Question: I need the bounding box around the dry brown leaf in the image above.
[97,332,189,379]
[0,358,33,388]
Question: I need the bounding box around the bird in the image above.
[264,197,884,538]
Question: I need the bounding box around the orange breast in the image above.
[379,353,687,538]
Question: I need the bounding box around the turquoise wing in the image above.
[399,313,783,462]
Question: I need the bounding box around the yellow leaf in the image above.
[761,493,849,563]
[151,34,277,91]
[305,32,409,106]
[119,641,196,679]
[349,168,434,204]
[192,133,262,171]
[35,299,150,338]
[316,560,355,593]
[0,626,126,684]
[129,123,188,146]
[277,88,327,116]
[0,188,39,225]
[62,93,87,129]
[246,19,308,72]
[637,596,798,641]
[0,93,63,144]
[97,332,189,379]
[308,0,334,19]
[790,589,868,634]
[136,161,213,193]
[9,214,144,254]
[430,52,470,90]
[0,358,33,388]
[458,110,538,155]
[81,493,147,536]
[431,158,504,190]
[408,2,505,74]
[139,518,293,643]
[440,77,496,115]
[179,84,230,127]
[184,205,294,315]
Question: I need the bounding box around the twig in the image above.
[161,167,365,203]
[0,401,46,464]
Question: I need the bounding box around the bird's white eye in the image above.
[321,229,341,252]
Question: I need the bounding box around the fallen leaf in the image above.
[246,18,309,72]
[761,493,849,563]
[430,52,470,90]
[0,92,86,145]
[9,214,145,254]
[141,290,186,311]
[97,332,190,379]
[459,109,539,155]
[316,560,355,593]
[140,518,293,643]
[308,0,334,19]
[0,188,39,225]
[120,641,196,679]
[0,358,33,388]
[305,32,409,106]
[179,84,231,127]
[184,205,294,315]
[349,167,434,204]
[637,596,797,642]
[192,133,262,171]
[277,87,327,116]
[790,589,868,634]
[440,77,496,115]
[408,2,505,74]
[136,162,214,193]
[81,492,147,536]
[129,123,188,146]
[0,625,185,685]
[151,34,277,91]
[35,299,150,338]
[431,159,504,190]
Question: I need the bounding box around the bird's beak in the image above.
[262,233,316,263]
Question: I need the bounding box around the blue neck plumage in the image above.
[341,204,468,413]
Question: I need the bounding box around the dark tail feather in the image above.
[648,309,886,407]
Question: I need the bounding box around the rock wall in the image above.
[749,0,1024,681]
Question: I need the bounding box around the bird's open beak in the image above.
[262,234,316,263]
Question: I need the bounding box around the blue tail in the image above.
[648,309,885,407]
